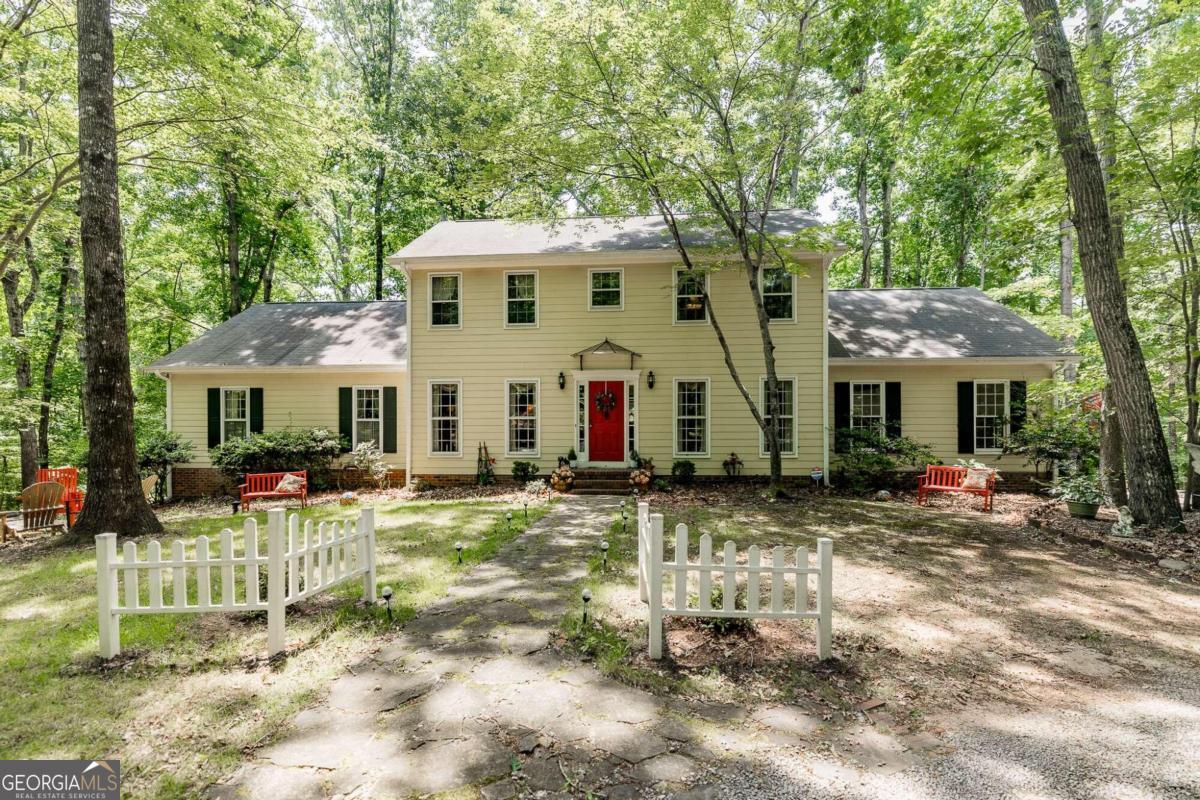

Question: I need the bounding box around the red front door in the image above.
[588,381,625,462]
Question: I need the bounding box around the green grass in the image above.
[0,498,549,799]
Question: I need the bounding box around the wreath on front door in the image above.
[593,388,617,417]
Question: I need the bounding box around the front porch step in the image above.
[573,487,630,496]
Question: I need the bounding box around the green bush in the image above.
[1002,405,1098,475]
[137,429,195,503]
[835,427,935,494]
[209,428,343,487]
[671,459,696,484]
[511,461,540,483]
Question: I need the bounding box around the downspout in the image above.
[821,256,831,485]
[402,261,413,488]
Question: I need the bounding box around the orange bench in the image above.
[239,471,308,512]
[36,466,85,527]
[916,465,995,511]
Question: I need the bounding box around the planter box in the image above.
[1066,500,1100,519]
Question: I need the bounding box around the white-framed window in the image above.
[761,266,795,321]
[674,378,709,456]
[354,386,382,448]
[504,271,538,327]
[505,379,539,456]
[851,381,885,431]
[589,268,623,310]
[759,377,796,456]
[429,380,462,455]
[975,380,1009,452]
[674,269,707,323]
[221,387,249,443]
[429,273,461,328]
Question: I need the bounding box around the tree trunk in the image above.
[881,160,893,287]
[1100,385,1129,507]
[1060,216,1076,381]
[1022,0,1179,527]
[856,157,871,288]
[3,237,39,486]
[72,0,161,538]
[373,162,386,300]
[38,242,73,468]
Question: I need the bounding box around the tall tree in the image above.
[1020,0,1180,527]
[71,0,160,537]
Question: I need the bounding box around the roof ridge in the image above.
[830,286,981,292]
[434,209,818,225]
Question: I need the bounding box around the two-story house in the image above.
[151,212,1074,496]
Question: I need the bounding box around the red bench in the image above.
[916,465,995,512]
[239,471,308,512]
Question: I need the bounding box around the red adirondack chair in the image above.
[36,467,85,527]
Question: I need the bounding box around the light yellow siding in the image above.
[168,371,406,467]
[828,363,1054,471]
[407,260,828,477]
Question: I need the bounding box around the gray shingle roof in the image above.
[393,210,824,260]
[148,301,407,370]
[828,288,1070,360]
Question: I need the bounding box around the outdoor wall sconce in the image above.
[558,371,566,390]
[647,371,656,389]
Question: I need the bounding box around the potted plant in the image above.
[722,452,743,477]
[567,447,578,469]
[1051,472,1105,519]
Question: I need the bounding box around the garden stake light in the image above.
[600,540,609,571]
[455,541,463,564]
[621,508,628,532]
[381,586,394,621]
[523,501,528,521]
[582,588,592,624]
[506,511,513,530]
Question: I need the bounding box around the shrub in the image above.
[1050,470,1105,505]
[137,429,194,503]
[835,427,935,494]
[671,459,696,484]
[1002,405,1098,475]
[350,440,389,488]
[698,587,753,635]
[209,428,342,486]
[512,461,540,483]
[652,478,671,493]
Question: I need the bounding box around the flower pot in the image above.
[569,460,578,469]
[1066,500,1100,519]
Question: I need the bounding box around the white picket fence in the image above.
[96,507,376,658]
[636,502,832,660]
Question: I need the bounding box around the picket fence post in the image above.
[266,509,286,656]
[816,537,833,660]
[637,502,649,603]
[96,533,120,658]
[361,507,377,602]
[647,513,664,660]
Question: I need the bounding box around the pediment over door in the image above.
[571,338,641,370]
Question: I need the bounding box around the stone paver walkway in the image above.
[215,496,743,799]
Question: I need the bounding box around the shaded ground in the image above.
[217,494,1200,799]
[0,497,547,799]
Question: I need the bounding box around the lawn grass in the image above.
[0,497,549,799]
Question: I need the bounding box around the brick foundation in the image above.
[170,467,408,498]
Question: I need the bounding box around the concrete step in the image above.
[572,487,630,496]
[572,479,630,491]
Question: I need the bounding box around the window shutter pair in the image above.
[831,382,902,454]
[956,381,1026,454]
[338,387,397,454]
[206,387,263,448]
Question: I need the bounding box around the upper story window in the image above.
[430,273,461,328]
[851,381,884,431]
[762,267,794,321]
[589,269,623,310]
[675,269,707,323]
[354,387,382,448]
[505,271,537,326]
[975,380,1008,452]
[222,387,248,442]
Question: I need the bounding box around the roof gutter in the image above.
[829,355,1080,366]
